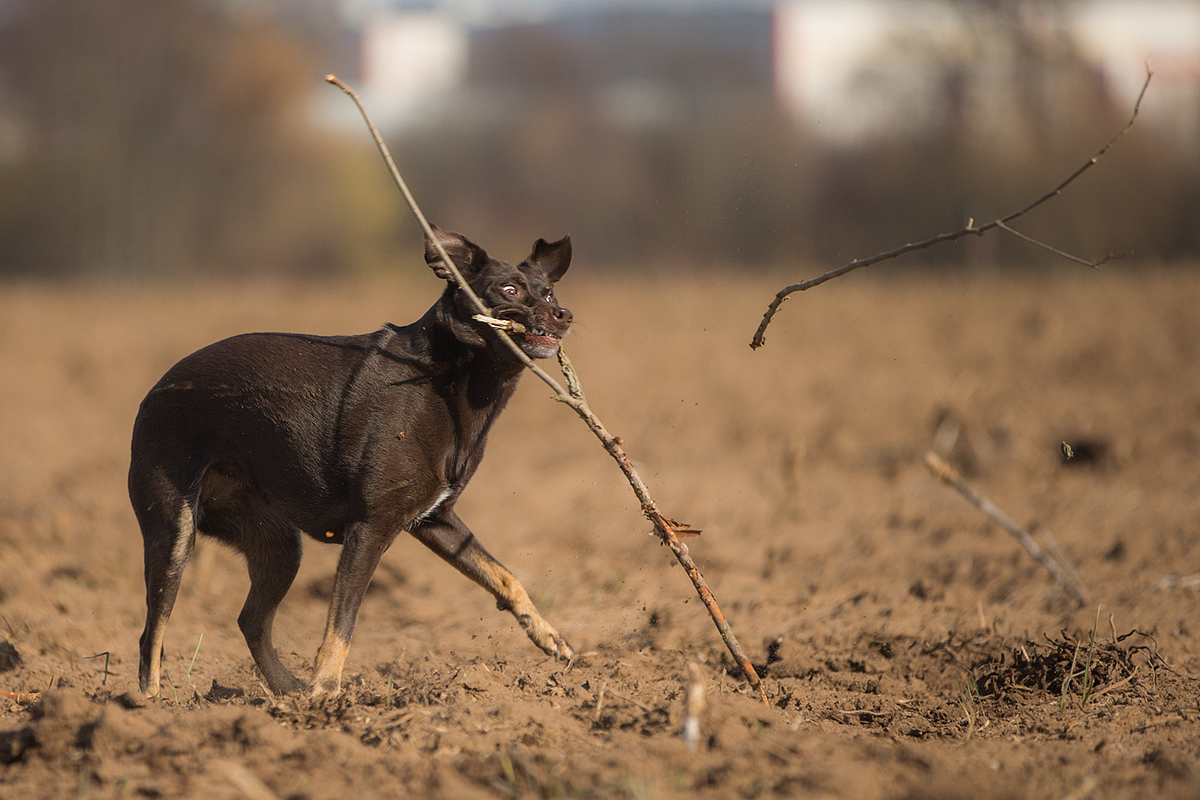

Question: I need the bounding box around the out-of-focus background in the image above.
[0,0,1196,280]
[3,5,1200,798]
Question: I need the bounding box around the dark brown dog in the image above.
[130,226,575,697]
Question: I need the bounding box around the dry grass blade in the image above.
[750,69,1153,349]
[325,74,766,702]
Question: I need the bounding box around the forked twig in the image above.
[925,452,1087,606]
[750,69,1153,349]
[325,75,766,703]
[994,220,1121,268]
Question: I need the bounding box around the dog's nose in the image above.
[553,306,573,325]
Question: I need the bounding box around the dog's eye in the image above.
[501,285,519,297]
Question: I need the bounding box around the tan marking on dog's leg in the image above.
[139,503,197,697]
[467,545,575,661]
[142,634,164,697]
[307,526,391,698]
[168,503,196,575]
[310,632,351,698]
[410,518,574,661]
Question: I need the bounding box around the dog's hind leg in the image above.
[196,474,308,696]
[132,474,197,697]
[410,511,575,661]
[237,524,306,695]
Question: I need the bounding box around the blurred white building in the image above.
[359,11,468,128]
[339,0,1200,146]
[774,0,1200,145]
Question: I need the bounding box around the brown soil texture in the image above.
[1,267,1198,799]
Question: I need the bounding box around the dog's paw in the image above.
[548,631,575,661]
[269,673,307,696]
[308,677,341,700]
[519,614,575,661]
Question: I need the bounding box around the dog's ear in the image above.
[526,235,572,283]
[425,224,489,282]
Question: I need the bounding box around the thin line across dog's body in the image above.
[130,226,575,698]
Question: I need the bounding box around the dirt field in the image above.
[1,264,1197,799]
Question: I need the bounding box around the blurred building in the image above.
[352,4,774,131]
[357,11,468,129]
[774,0,1200,145]
[352,0,1200,144]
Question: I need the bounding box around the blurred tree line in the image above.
[0,0,1195,279]
[0,0,400,278]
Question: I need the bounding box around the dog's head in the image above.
[425,225,572,360]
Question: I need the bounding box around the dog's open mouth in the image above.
[491,310,565,357]
[519,327,562,356]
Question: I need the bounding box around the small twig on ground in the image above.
[593,681,607,722]
[0,690,41,704]
[832,708,890,718]
[326,74,766,703]
[1088,664,1137,699]
[183,633,203,694]
[1151,572,1200,592]
[924,451,1088,606]
[1042,530,1087,600]
[750,69,1153,349]
[603,685,652,713]
[682,662,708,750]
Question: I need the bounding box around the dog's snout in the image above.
[553,305,572,325]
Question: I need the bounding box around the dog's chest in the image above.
[406,484,456,530]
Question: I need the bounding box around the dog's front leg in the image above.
[311,523,398,697]
[410,511,575,661]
